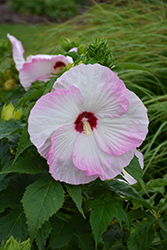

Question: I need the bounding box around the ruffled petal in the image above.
[7,34,25,71]
[72,133,134,181]
[48,124,98,184]
[19,55,70,90]
[28,86,84,158]
[94,89,149,156]
[52,64,129,118]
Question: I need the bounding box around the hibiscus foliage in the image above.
[0,1,167,249]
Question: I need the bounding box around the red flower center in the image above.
[53,61,66,69]
[74,111,98,134]
[52,61,66,74]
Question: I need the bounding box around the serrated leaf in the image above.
[158,214,167,234]
[127,218,155,250]
[21,177,65,240]
[16,88,44,108]
[89,198,119,247]
[49,216,73,249]
[14,125,32,163]
[115,62,154,75]
[0,120,22,139]
[65,184,85,219]
[0,209,28,244]
[36,220,52,250]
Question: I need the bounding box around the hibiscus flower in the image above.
[7,34,73,91]
[28,64,149,185]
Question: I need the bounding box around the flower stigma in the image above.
[82,118,92,136]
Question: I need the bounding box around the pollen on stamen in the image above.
[83,120,92,136]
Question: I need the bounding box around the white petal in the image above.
[48,124,98,184]
[121,170,137,185]
[134,148,144,169]
[94,89,149,156]
[19,55,69,90]
[72,132,134,181]
[52,63,129,118]
[7,34,25,71]
[28,86,84,158]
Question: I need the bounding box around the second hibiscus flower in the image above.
[7,34,73,91]
[28,63,149,185]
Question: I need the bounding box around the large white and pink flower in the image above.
[7,34,73,91]
[28,63,149,185]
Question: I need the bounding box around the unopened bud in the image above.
[1,102,23,121]
[3,79,16,90]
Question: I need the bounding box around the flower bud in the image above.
[3,79,16,90]
[1,102,23,121]
[5,69,13,79]
[60,37,71,51]
[2,236,19,250]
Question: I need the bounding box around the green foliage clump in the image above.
[7,0,86,20]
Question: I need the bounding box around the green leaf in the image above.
[16,88,44,108]
[14,125,32,163]
[36,220,52,250]
[158,214,167,234]
[0,120,22,139]
[0,174,14,192]
[0,157,46,177]
[0,140,11,166]
[127,218,155,250]
[125,156,146,192]
[115,201,131,230]
[89,198,119,247]
[0,209,28,244]
[125,156,143,182]
[65,184,85,219]
[65,51,80,61]
[21,177,65,240]
[146,176,167,194]
[105,180,153,209]
[0,161,13,183]
[49,216,73,249]
[43,77,58,95]
[115,62,154,75]
[103,227,127,250]
[74,231,94,250]
[0,187,22,213]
